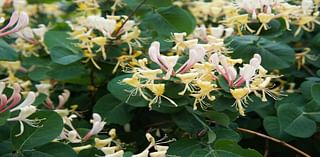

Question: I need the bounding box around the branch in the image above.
[237,127,311,157]
[114,0,147,36]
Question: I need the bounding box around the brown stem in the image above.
[302,65,315,76]
[237,127,311,157]
[114,0,147,36]
[264,139,269,157]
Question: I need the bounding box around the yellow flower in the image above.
[230,88,250,116]
[146,84,177,109]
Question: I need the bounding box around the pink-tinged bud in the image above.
[226,66,237,82]
[148,41,162,66]
[177,45,206,73]
[0,11,29,38]
[0,95,8,111]
[83,113,106,141]
[0,11,19,32]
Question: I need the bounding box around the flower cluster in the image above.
[182,0,320,35]
[67,1,143,69]
[122,33,279,115]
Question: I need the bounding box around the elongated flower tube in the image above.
[176,45,206,74]
[7,92,39,136]
[148,41,179,79]
[0,11,29,38]
[83,113,106,141]
[234,54,261,87]
[149,42,205,79]
[0,83,22,113]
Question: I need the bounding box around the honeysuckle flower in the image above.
[210,53,237,86]
[230,88,250,116]
[7,92,41,136]
[176,72,198,95]
[122,75,150,101]
[83,113,106,141]
[95,129,117,148]
[234,54,261,87]
[13,0,27,10]
[148,41,179,79]
[146,84,178,109]
[176,45,206,74]
[102,148,124,157]
[0,83,21,113]
[85,15,116,38]
[302,0,314,15]
[35,81,52,96]
[44,89,70,109]
[16,24,47,43]
[149,42,206,79]
[132,133,171,157]
[190,80,217,110]
[55,112,81,143]
[0,11,29,38]
[73,144,92,153]
[256,13,275,35]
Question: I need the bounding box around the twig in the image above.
[264,139,269,157]
[237,127,311,157]
[302,65,316,76]
[114,0,147,36]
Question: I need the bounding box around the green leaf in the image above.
[278,104,317,138]
[44,31,82,65]
[0,111,10,126]
[0,39,18,61]
[311,84,320,104]
[207,129,216,144]
[168,139,202,157]
[36,143,77,157]
[48,63,86,81]
[263,116,292,140]
[204,111,230,127]
[227,35,295,70]
[33,93,48,107]
[107,74,148,107]
[93,94,134,125]
[143,6,196,37]
[214,140,263,157]
[172,110,203,134]
[212,127,240,142]
[11,110,64,150]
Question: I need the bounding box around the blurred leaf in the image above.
[168,139,202,156]
[93,94,134,125]
[214,140,263,157]
[11,110,63,150]
[36,143,77,157]
[204,111,230,127]
[227,35,295,70]
[278,103,317,138]
[0,111,10,126]
[311,83,320,104]
[143,6,196,38]
[44,31,82,65]
[0,39,18,61]
[263,116,292,140]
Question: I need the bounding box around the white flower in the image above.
[7,92,40,136]
[301,0,314,15]
[83,113,106,141]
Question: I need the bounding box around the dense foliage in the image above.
[0,0,320,157]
